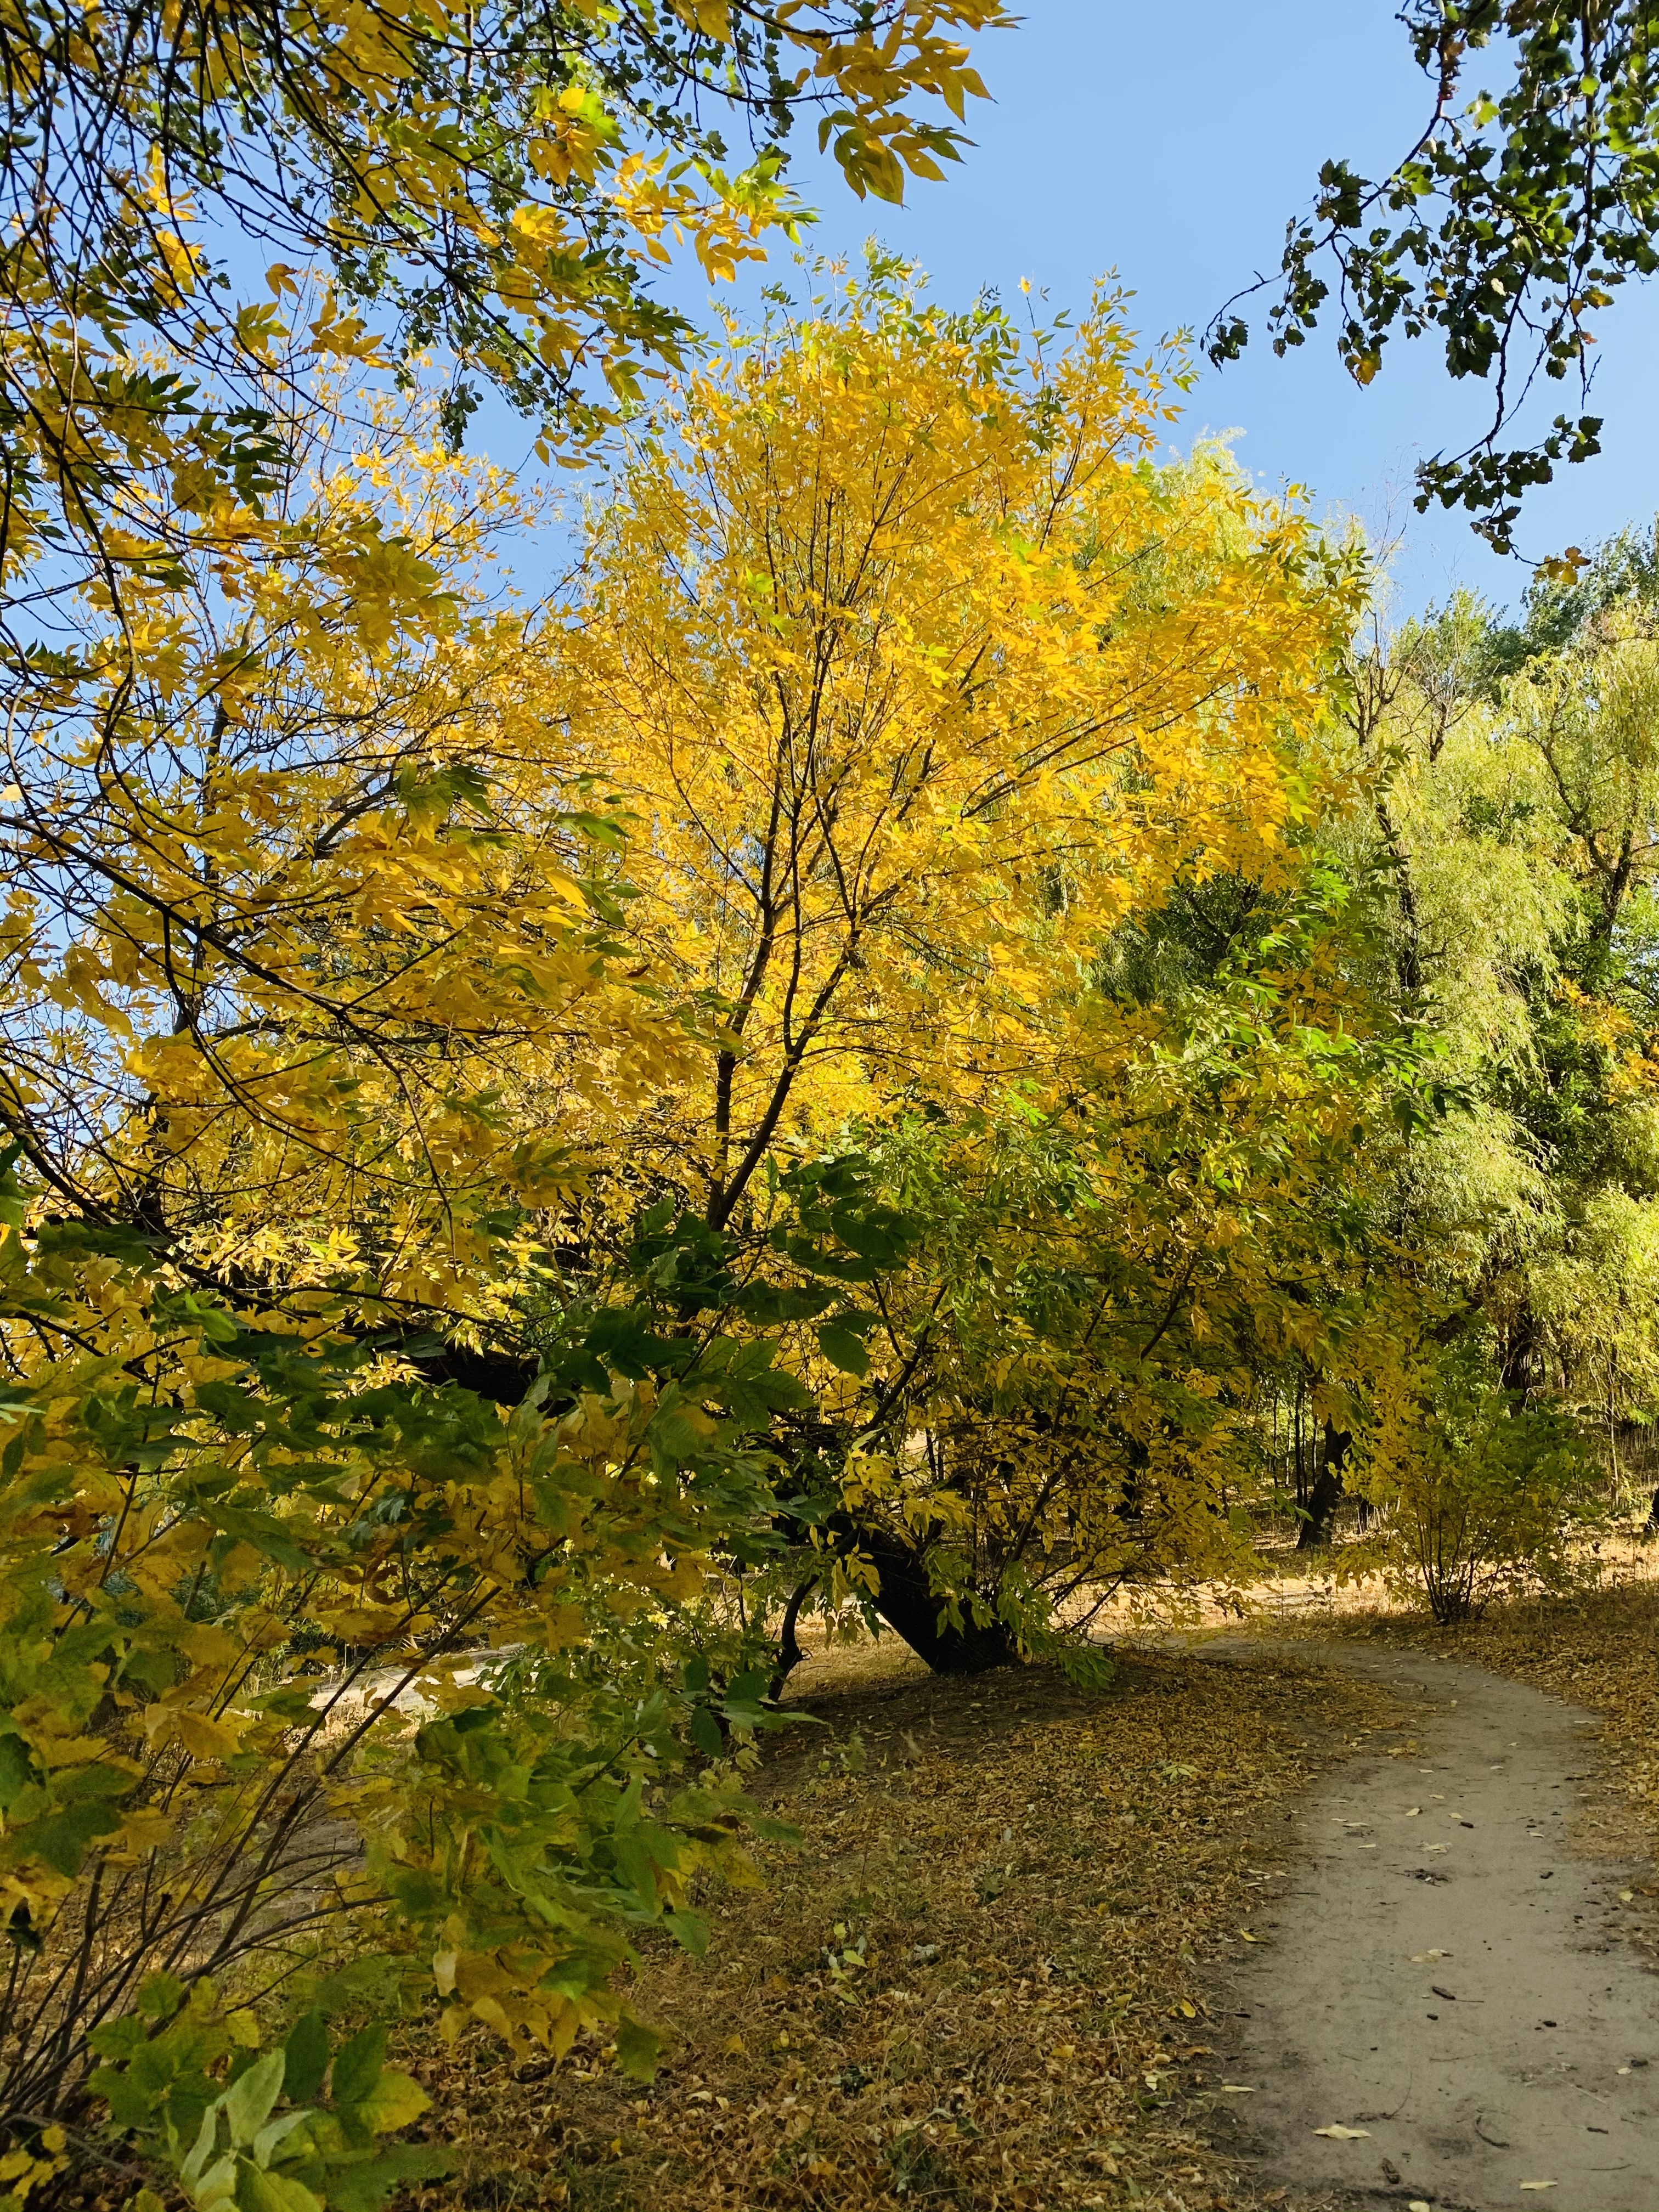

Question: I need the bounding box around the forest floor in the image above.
[404,1571,1659,2212]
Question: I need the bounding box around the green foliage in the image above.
[104,1999,450,2212]
[0,1175,830,2162]
[1352,1343,1606,1623]
[1208,3,1659,550]
[1345,542,1659,1441]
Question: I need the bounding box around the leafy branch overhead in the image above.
[1207,1,1659,554]
[0,0,1006,620]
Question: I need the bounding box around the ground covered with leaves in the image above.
[402,1643,1399,2212]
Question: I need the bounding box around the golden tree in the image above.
[517,263,1368,1664]
[0,387,687,1325]
[548,264,1358,1226]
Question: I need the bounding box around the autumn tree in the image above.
[0,10,1012,1249]
[520,261,1369,1668]
[0,0,1006,632]
[0,3,1032,2191]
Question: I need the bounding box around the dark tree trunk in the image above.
[831,1515,1017,1673]
[1499,1306,1539,1394]
[1296,1421,1352,1550]
[769,1578,813,1699]
[408,1340,538,1405]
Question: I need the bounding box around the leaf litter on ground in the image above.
[399,1643,1400,2212]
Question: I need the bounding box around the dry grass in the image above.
[403,1641,1400,2212]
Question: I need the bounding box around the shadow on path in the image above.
[1194,1640,1659,2211]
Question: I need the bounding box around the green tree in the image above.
[1340,532,1659,1503]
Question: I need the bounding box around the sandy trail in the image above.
[1194,1641,1659,2211]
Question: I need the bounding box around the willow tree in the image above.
[1328,547,1659,1576]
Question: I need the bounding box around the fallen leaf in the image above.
[1404,1806,1421,1816]
[1619,1889,1634,1902]
[1519,2185,1557,2193]
[1312,2124,1370,2140]
[1238,1928,1266,1943]
[1219,2084,1256,2094]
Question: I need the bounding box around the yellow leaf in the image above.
[168,1710,246,1763]
[355,2068,430,2135]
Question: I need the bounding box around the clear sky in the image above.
[494,0,1659,620]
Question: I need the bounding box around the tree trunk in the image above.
[831,1515,1017,1673]
[1296,1421,1352,1550]
[769,1578,813,1699]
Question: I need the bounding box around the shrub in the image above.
[1353,1343,1606,1623]
[0,1170,806,2196]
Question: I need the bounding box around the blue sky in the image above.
[489,0,1659,619]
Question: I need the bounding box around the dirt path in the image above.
[1194,1641,1659,2210]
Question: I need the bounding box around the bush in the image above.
[1353,1344,1606,1623]
[0,1170,810,2195]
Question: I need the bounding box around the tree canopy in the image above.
[1210,1,1659,555]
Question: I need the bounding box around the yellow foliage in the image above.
[533,266,1357,1225]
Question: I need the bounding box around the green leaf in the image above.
[0,1732,38,1809]
[816,1323,870,1376]
[325,2145,451,2212]
[663,1909,709,1956]
[138,1971,188,2020]
[689,1706,724,1758]
[180,2104,225,2190]
[613,2016,663,2084]
[251,2110,314,2170]
[87,2013,149,2061]
[282,2013,329,2106]
[14,1797,124,1875]
[352,2068,428,2135]
[224,2050,285,2148]
[236,2162,323,2212]
[330,2024,387,2112]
